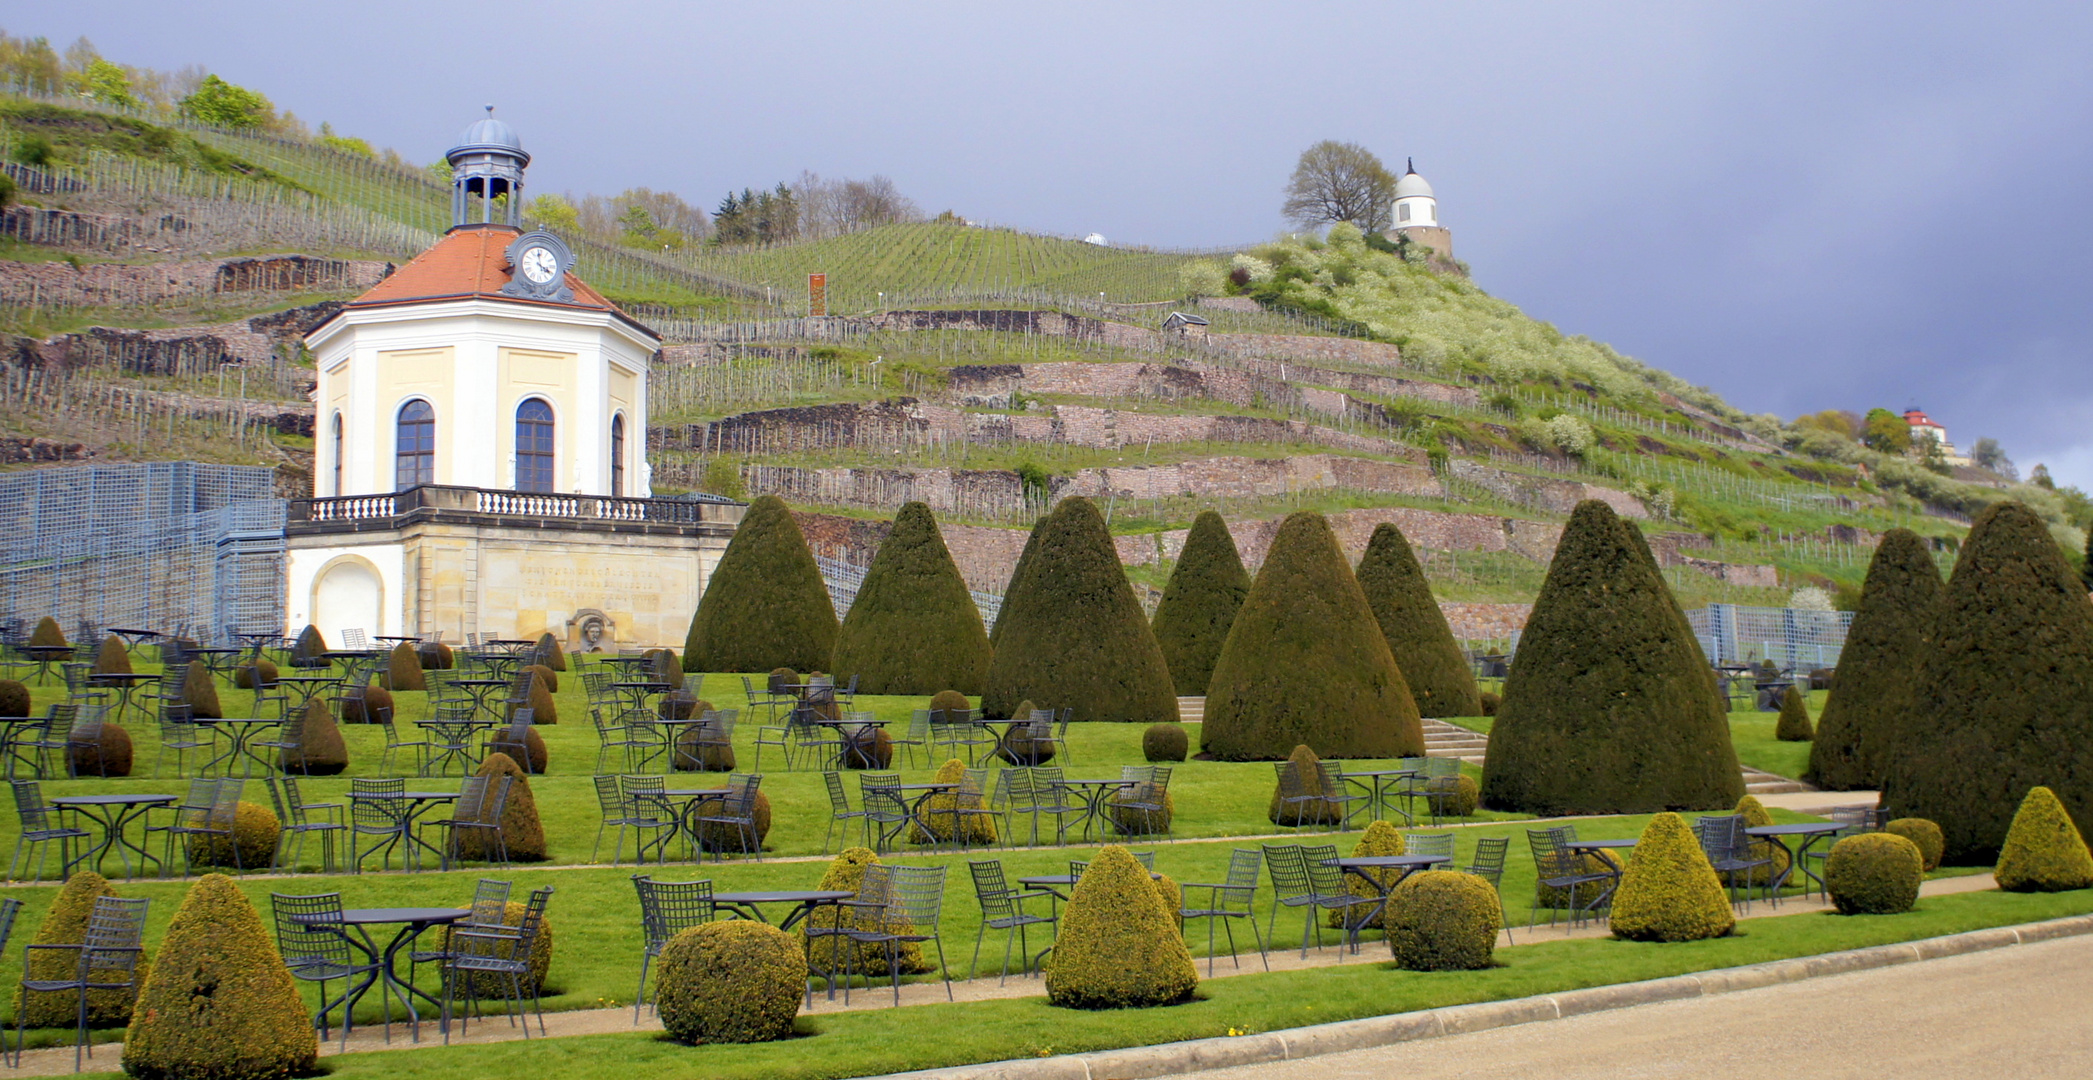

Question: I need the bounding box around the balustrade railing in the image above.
[292,485,733,526]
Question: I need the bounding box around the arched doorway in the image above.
[312,558,383,641]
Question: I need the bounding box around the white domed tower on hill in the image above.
[284,110,741,652]
[1387,158,1455,267]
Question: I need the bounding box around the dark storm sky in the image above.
[22,2,2093,483]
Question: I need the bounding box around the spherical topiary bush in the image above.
[418,641,455,670]
[1610,812,1735,942]
[908,759,994,846]
[1825,832,1924,914]
[1886,818,1945,871]
[1107,781,1172,836]
[1045,845,1198,1009]
[186,801,280,870]
[1775,685,1814,741]
[447,900,554,998]
[0,679,27,717]
[1142,723,1189,762]
[691,790,772,855]
[799,848,931,975]
[340,682,392,724]
[94,635,131,676]
[19,873,148,1027]
[386,642,426,692]
[67,718,133,777]
[1384,871,1502,971]
[1267,744,1344,826]
[1328,820,1405,929]
[927,688,969,717]
[840,726,895,769]
[993,708,1056,765]
[234,658,278,689]
[1993,786,2093,892]
[656,920,805,1045]
[1438,773,1480,818]
[121,874,313,1080]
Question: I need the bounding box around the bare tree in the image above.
[794,171,922,239]
[1281,140,1396,232]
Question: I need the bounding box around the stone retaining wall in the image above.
[1449,459,1651,519]
[0,255,390,308]
[1439,602,1534,640]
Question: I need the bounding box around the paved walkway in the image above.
[1180,929,2093,1079]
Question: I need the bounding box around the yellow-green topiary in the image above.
[0,679,27,717]
[234,658,278,689]
[385,642,426,692]
[1537,846,1621,910]
[280,697,347,775]
[1107,782,1172,836]
[691,790,772,855]
[1328,820,1405,929]
[1993,786,2093,892]
[121,874,313,1080]
[927,689,969,717]
[1142,723,1188,762]
[1886,818,1945,871]
[1479,691,1500,716]
[1045,845,1198,1009]
[1435,774,1480,819]
[1824,832,1924,914]
[180,662,221,719]
[446,900,554,998]
[456,753,547,862]
[799,847,931,975]
[909,759,996,845]
[28,616,66,648]
[19,873,149,1027]
[185,801,280,870]
[656,920,805,1045]
[1384,871,1501,971]
[1734,794,1791,886]
[94,635,131,675]
[1267,744,1345,826]
[1152,872,1184,931]
[1610,812,1736,942]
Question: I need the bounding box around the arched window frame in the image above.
[610,412,627,498]
[330,411,344,495]
[394,399,435,491]
[515,396,557,493]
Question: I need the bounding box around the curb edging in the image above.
[881,912,2093,1080]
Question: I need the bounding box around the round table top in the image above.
[326,907,470,926]
[22,645,74,657]
[889,782,956,791]
[347,791,459,801]
[1324,854,1451,869]
[664,789,731,798]
[1339,768,1421,778]
[1747,822,1847,835]
[52,794,176,806]
[88,673,160,683]
[276,675,341,682]
[1020,872,1162,885]
[713,890,854,904]
[190,646,245,654]
[1056,777,1138,786]
[193,717,282,725]
[613,681,674,690]
[1564,838,1639,849]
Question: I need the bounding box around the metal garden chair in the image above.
[631,876,716,1024]
[1463,835,1513,942]
[440,885,554,1043]
[7,779,87,882]
[691,774,765,861]
[1180,848,1268,975]
[1404,830,1456,864]
[1527,828,1616,931]
[270,776,345,872]
[837,863,950,1006]
[966,860,1057,984]
[14,895,149,1071]
[349,778,413,872]
[270,891,380,1049]
[822,772,873,853]
[1695,814,1773,909]
[424,775,512,871]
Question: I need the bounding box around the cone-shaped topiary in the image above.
[1384,871,1501,971]
[507,671,556,726]
[93,635,131,675]
[447,900,553,998]
[340,683,391,724]
[1807,530,1943,790]
[1329,820,1406,929]
[672,703,737,771]
[1479,691,1500,716]
[280,697,346,775]
[186,802,280,870]
[28,616,65,648]
[386,642,426,692]
[1356,523,1481,718]
[800,847,932,975]
[1149,510,1251,696]
[523,663,558,694]
[648,648,681,686]
[67,717,132,777]
[1732,794,1791,886]
[1142,722,1188,762]
[909,759,996,846]
[692,790,771,855]
[684,494,838,673]
[1611,812,1736,942]
[1481,501,1742,814]
[992,721,1054,766]
[287,624,329,669]
[990,516,1049,648]
[489,723,549,775]
[180,662,222,719]
[1884,503,2093,862]
[982,497,1177,724]
[534,631,567,672]
[1204,511,1422,760]
[1045,845,1198,1009]
[234,658,277,690]
[457,752,547,862]
[1267,744,1347,826]
[121,874,312,1080]
[419,641,455,670]
[0,679,27,717]
[1992,786,2093,891]
[1886,818,1944,871]
[18,873,148,1027]
[657,921,805,1045]
[1825,832,1924,914]
[831,501,993,695]
[1775,685,1814,741]
[928,689,969,717]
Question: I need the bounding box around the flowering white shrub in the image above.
[1789,587,1835,612]
[1178,260,1227,297]
[1544,415,1595,457]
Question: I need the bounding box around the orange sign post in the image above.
[808,272,827,317]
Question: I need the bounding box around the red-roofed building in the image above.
[1901,408,1969,466]
[285,111,740,651]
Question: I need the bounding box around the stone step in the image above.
[1176,696,1204,723]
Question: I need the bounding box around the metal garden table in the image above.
[50,793,175,878]
[1338,768,1421,826]
[192,717,283,776]
[293,906,470,1041]
[1047,777,1140,842]
[346,791,459,870]
[1322,853,1451,952]
[1746,822,1847,895]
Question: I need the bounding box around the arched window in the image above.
[610,413,626,497]
[395,400,434,490]
[516,398,555,493]
[330,412,344,495]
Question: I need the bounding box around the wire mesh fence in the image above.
[812,553,1002,628]
[0,463,285,643]
[1684,604,1854,671]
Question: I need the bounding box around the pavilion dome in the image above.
[1394,167,1434,199]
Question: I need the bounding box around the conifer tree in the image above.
[1480,500,1741,814]
[1883,502,2093,862]
[1149,511,1251,696]
[684,495,838,673]
[981,497,1177,723]
[1807,529,1942,790]
[1355,522,1481,717]
[831,502,992,695]
[1203,511,1422,760]
[990,515,1049,648]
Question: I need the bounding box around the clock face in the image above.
[519,246,559,285]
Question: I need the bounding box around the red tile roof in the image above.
[348,225,636,326]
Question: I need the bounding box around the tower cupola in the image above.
[1393,157,1438,227]
[446,106,530,228]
